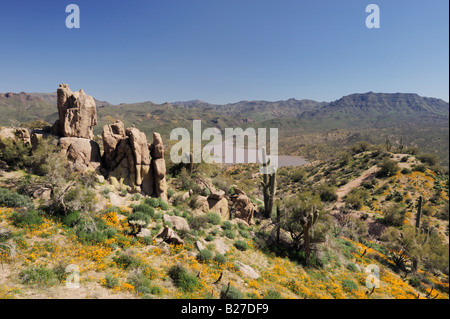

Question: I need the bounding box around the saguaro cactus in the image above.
[415,196,423,230]
[299,207,319,264]
[261,147,277,218]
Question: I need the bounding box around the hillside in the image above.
[0,148,448,300]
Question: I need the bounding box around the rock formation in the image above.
[52,83,98,139]
[230,187,255,224]
[102,121,167,201]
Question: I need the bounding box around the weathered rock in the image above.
[53,84,97,139]
[209,189,225,200]
[235,261,260,279]
[59,137,101,172]
[208,197,229,220]
[136,228,152,238]
[163,214,190,231]
[213,238,230,255]
[230,188,255,224]
[191,195,210,214]
[30,130,52,150]
[102,120,126,169]
[150,132,168,202]
[0,127,31,145]
[158,226,184,245]
[196,240,206,251]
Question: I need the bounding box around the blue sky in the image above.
[0,0,448,104]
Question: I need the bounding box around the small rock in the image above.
[136,228,151,238]
[214,238,230,255]
[196,241,206,251]
[235,261,260,279]
[163,214,190,231]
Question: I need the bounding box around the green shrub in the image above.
[0,187,33,208]
[346,263,359,272]
[383,204,406,227]
[401,168,412,175]
[127,212,150,227]
[197,249,213,263]
[234,240,249,251]
[19,266,58,287]
[418,154,439,167]
[62,210,81,227]
[344,188,369,210]
[10,209,44,229]
[159,198,170,210]
[220,284,243,299]
[205,234,214,242]
[113,252,142,270]
[238,229,250,238]
[376,158,400,178]
[341,279,358,292]
[412,164,427,173]
[104,274,119,289]
[189,215,209,230]
[167,188,175,199]
[207,212,221,225]
[222,229,236,239]
[263,290,282,299]
[168,264,200,292]
[221,221,233,230]
[145,197,160,208]
[132,204,155,218]
[214,254,227,265]
[317,184,338,202]
[0,138,31,169]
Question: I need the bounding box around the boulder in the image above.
[53,84,97,139]
[235,261,260,279]
[59,137,102,172]
[208,197,229,220]
[230,188,255,225]
[158,226,184,245]
[150,133,168,202]
[136,228,152,238]
[213,238,230,255]
[163,214,190,231]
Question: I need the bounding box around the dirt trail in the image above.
[334,165,379,209]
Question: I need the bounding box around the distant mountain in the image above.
[1,90,448,132]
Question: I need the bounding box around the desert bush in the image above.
[234,240,249,251]
[207,212,221,225]
[376,158,400,178]
[341,279,358,292]
[214,254,227,265]
[316,184,338,202]
[344,188,369,210]
[418,153,439,167]
[188,215,209,230]
[221,221,233,230]
[197,249,213,263]
[168,264,200,292]
[132,204,155,218]
[382,203,406,227]
[222,229,236,239]
[220,284,243,299]
[18,266,59,287]
[10,209,44,229]
[0,187,33,209]
[0,138,31,169]
[103,274,119,289]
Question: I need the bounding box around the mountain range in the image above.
[1,90,449,164]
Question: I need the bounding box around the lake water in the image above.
[204,140,308,168]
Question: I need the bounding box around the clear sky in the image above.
[0,0,448,104]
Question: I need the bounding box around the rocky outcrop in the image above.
[230,187,255,224]
[0,127,31,145]
[150,133,168,202]
[52,83,97,139]
[102,122,167,201]
[158,226,184,245]
[163,214,190,231]
[59,137,102,172]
